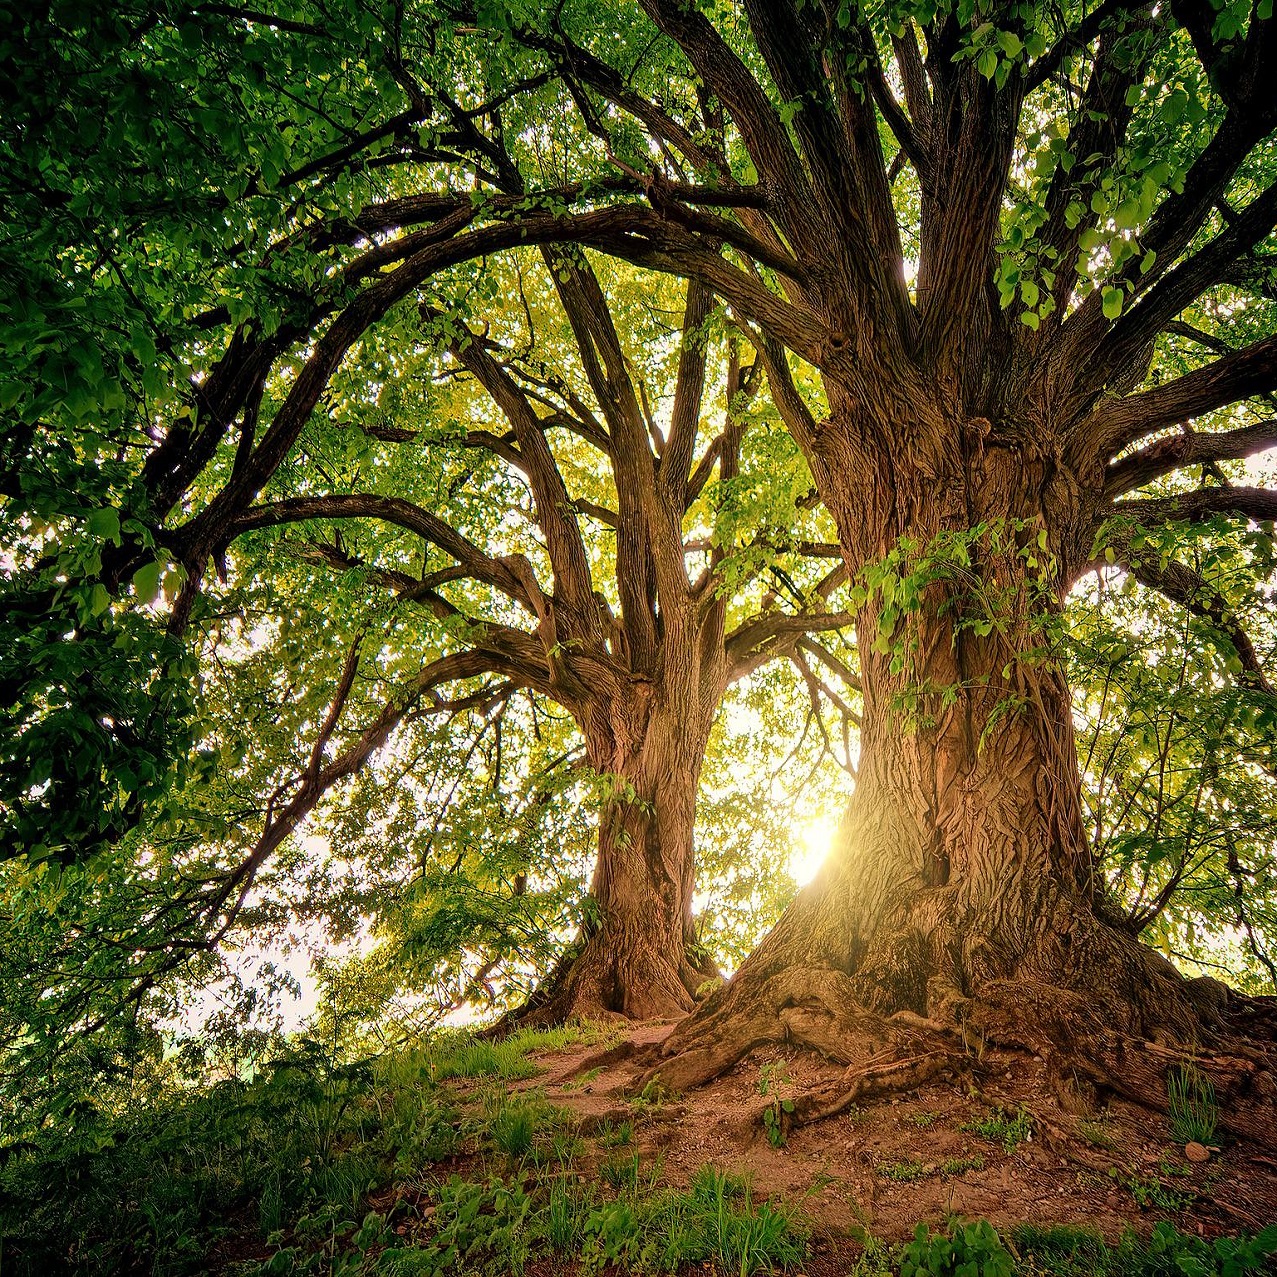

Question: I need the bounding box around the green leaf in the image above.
[86,508,120,543]
[996,31,1022,58]
[132,560,163,604]
[1101,287,1124,320]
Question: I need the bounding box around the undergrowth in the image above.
[1,1021,1273,1277]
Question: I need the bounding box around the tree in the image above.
[226,252,853,1021]
[2,3,855,1025]
[5,0,1277,1138]
[478,0,1277,1136]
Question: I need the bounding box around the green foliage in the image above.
[962,1106,1033,1153]
[0,1038,450,1275]
[1167,1064,1219,1145]
[1070,520,1277,992]
[488,1103,539,1159]
[1112,1167,1196,1213]
[1012,1220,1277,1277]
[395,1175,535,1277]
[579,1163,807,1277]
[900,1219,1014,1277]
[878,1158,930,1183]
[757,1062,796,1147]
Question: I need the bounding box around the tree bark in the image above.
[648,402,1277,1141]
[509,683,721,1025]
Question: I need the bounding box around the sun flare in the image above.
[789,816,839,888]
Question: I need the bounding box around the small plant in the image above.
[878,1157,929,1183]
[900,1218,1014,1277]
[632,1074,674,1109]
[1167,1063,1218,1145]
[490,1102,538,1159]
[849,1233,897,1277]
[757,1062,795,1147]
[581,1199,652,1275]
[757,1061,790,1096]
[1010,1222,1109,1275]
[1078,1116,1116,1150]
[1143,1220,1277,1276]
[908,1110,939,1128]
[1012,1221,1277,1277]
[600,1150,641,1189]
[1111,1166,1195,1212]
[599,1118,633,1147]
[761,1095,795,1148]
[962,1104,1032,1152]
[564,1066,604,1091]
[406,1174,534,1276]
[940,1153,984,1176]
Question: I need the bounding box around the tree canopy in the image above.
[2,0,1277,1138]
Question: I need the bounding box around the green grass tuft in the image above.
[1167,1063,1218,1145]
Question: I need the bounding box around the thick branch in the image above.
[1081,332,1277,458]
[1107,533,1274,695]
[1105,420,1277,498]
[227,494,543,612]
[1115,485,1277,525]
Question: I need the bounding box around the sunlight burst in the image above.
[789,816,839,887]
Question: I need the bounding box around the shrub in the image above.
[900,1219,1014,1277]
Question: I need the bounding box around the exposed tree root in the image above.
[636,941,1277,1148]
[490,926,719,1035]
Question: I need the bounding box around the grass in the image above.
[878,1157,929,1182]
[1011,1221,1277,1276]
[0,1024,593,1276]
[1114,1168,1196,1213]
[1167,1063,1218,1145]
[963,1104,1033,1153]
[564,1065,604,1091]
[423,1021,614,1082]
[2,1018,1273,1277]
[599,1118,634,1146]
[877,1153,984,1183]
[1078,1115,1118,1150]
[907,1109,940,1128]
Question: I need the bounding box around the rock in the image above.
[1184,1141,1210,1163]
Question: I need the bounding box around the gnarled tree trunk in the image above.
[649,408,1277,1141]
[507,665,723,1026]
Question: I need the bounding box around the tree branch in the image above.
[1106,530,1274,696]
[227,493,544,613]
[1105,419,1277,498]
[1114,485,1277,525]
[1081,332,1277,458]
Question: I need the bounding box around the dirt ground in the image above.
[488,1020,1277,1253]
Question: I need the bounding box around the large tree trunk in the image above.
[509,683,720,1026]
[648,406,1277,1140]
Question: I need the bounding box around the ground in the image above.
[18,1016,1271,1276]
[436,1020,1276,1263]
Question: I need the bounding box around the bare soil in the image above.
[491,1020,1277,1251]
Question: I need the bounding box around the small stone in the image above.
[1184,1141,1210,1163]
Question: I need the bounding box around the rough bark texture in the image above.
[477,272,847,1028]
[516,687,721,1024]
[646,392,1277,1143]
